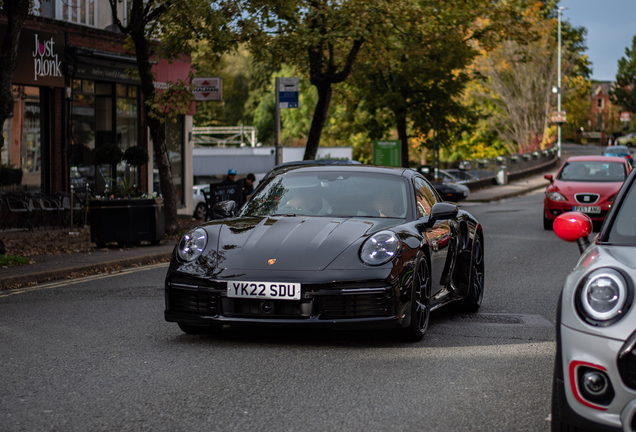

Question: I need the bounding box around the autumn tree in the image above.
[0,0,31,162]
[248,0,391,160]
[610,34,636,114]
[350,0,509,167]
[107,0,239,234]
[469,2,590,153]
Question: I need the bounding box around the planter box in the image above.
[89,198,165,247]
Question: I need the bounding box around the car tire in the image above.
[456,235,484,313]
[194,203,207,220]
[551,366,586,432]
[178,322,223,335]
[399,257,430,342]
[544,212,554,230]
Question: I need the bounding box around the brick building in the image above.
[590,81,613,132]
[583,81,625,145]
[0,1,195,215]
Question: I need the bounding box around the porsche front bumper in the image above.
[164,279,406,330]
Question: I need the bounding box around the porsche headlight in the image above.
[360,231,400,266]
[547,191,566,201]
[177,228,208,262]
[577,268,630,323]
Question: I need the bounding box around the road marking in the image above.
[0,262,169,298]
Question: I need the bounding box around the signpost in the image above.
[275,77,299,165]
[551,111,567,124]
[373,140,401,167]
[621,111,631,122]
[192,77,222,101]
[278,78,299,109]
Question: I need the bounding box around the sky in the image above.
[559,0,636,81]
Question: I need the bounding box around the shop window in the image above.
[70,79,97,191]
[57,0,96,27]
[117,84,139,189]
[24,102,41,174]
[71,80,141,195]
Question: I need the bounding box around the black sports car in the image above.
[165,164,485,341]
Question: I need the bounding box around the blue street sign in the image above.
[278,77,299,109]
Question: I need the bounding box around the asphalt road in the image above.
[3,144,606,432]
[0,186,580,432]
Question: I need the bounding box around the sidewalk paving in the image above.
[1,170,553,290]
[463,170,553,203]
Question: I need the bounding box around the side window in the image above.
[413,177,437,218]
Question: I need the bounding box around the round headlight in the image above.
[547,191,566,201]
[360,230,400,266]
[579,269,629,322]
[178,228,208,262]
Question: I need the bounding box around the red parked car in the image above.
[543,156,631,230]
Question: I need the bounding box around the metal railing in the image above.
[443,144,560,190]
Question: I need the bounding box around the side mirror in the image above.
[428,202,458,225]
[213,200,237,219]
[544,174,554,182]
[554,212,593,254]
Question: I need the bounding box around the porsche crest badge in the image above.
[268,259,276,265]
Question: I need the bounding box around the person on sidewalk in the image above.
[221,169,237,184]
[240,173,256,201]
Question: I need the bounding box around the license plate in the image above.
[573,206,601,214]
[227,281,301,300]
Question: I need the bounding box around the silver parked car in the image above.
[551,166,636,431]
[193,184,209,220]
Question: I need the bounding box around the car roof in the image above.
[265,162,412,178]
[605,146,629,152]
[564,155,628,163]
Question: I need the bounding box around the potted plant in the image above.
[89,146,164,247]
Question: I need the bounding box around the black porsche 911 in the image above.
[165,164,484,341]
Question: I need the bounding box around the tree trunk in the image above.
[393,107,409,168]
[129,28,179,235]
[0,0,30,160]
[303,83,332,161]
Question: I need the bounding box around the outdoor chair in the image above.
[1,193,33,231]
[56,191,86,229]
[34,194,64,229]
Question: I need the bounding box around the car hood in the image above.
[552,180,623,196]
[212,216,398,271]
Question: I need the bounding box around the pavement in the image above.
[0,169,554,290]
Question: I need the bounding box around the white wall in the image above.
[192,146,354,179]
[177,115,194,216]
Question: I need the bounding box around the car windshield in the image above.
[607,179,636,244]
[557,161,626,182]
[241,171,409,218]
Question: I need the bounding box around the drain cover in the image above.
[448,314,524,324]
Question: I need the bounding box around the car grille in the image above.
[168,284,219,315]
[222,298,307,318]
[318,292,389,318]
[574,193,600,204]
[618,332,636,391]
